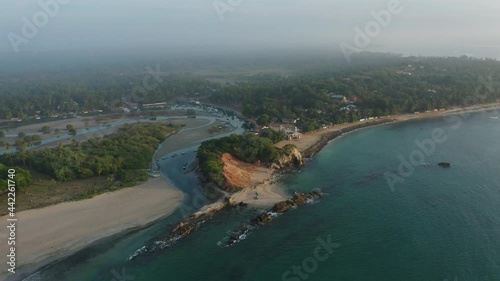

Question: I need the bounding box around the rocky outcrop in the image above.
[130,199,239,258]
[221,191,325,247]
[271,145,304,170]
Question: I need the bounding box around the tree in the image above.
[256,114,271,126]
[18,132,26,138]
[97,164,104,186]
[17,143,27,166]
[0,130,4,138]
[41,125,51,134]
[66,124,77,136]
[186,109,196,117]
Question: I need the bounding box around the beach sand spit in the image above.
[0,176,183,279]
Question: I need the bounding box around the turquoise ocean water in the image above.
[25,110,500,281]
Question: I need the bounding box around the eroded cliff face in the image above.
[221,153,270,192]
[219,146,304,192]
[271,146,304,170]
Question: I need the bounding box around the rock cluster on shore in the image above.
[223,191,325,247]
[272,146,304,169]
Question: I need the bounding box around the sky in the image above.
[1,0,499,59]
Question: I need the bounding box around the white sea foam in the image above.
[128,245,147,260]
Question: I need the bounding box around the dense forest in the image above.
[197,130,293,187]
[0,74,214,120]
[211,54,500,131]
[1,53,499,133]
[0,123,180,186]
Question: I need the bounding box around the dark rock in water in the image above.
[221,191,325,247]
[250,212,273,225]
[438,162,451,168]
[272,201,293,213]
[271,191,323,213]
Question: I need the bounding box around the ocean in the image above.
[25,110,500,281]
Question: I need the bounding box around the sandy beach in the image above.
[230,181,290,208]
[277,102,500,152]
[0,176,183,280]
[0,112,245,279]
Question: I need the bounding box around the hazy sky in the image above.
[1,0,499,58]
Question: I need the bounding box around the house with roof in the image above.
[329,94,347,103]
[340,104,358,112]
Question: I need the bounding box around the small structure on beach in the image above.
[285,127,301,140]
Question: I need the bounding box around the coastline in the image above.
[0,175,183,281]
[233,102,500,208]
[278,102,500,158]
[4,101,499,280]
[0,114,245,280]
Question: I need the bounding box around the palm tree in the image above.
[71,138,79,150]
[17,144,27,166]
[5,143,13,165]
[97,164,104,186]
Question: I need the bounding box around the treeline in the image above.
[0,123,179,184]
[197,130,291,187]
[0,72,215,120]
[2,53,500,133]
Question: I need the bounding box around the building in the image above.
[143,102,168,109]
[329,94,347,103]
[176,97,189,104]
[280,117,299,124]
[340,104,358,112]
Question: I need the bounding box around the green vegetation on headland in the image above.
[0,123,180,193]
[197,130,296,187]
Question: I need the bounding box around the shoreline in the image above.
[0,175,183,281]
[0,113,245,280]
[279,102,500,158]
[5,102,499,279]
[231,102,500,208]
